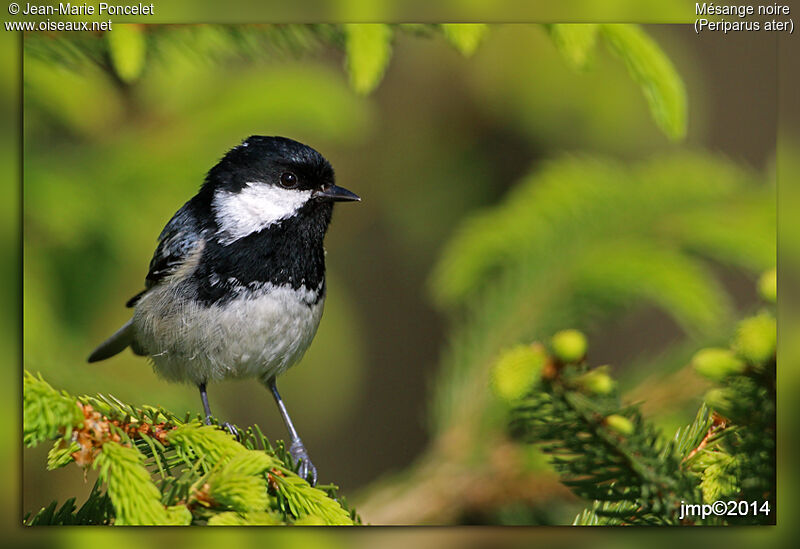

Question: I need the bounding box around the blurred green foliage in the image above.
[429,151,774,437]
[25,23,686,140]
[344,24,394,94]
[355,147,773,524]
[601,25,687,140]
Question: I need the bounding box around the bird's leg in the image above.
[197,382,239,438]
[198,382,213,424]
[267,378,318,486]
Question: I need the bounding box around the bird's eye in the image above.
[279,172,299,189]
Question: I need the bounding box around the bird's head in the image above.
[201,136,359,244]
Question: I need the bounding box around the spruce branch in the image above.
[508,353,701,525]
[24,371,85,447]
[92,440,180,525]
[24,481,114,526]
[689,303,776,524]
[23,372,358,526]
[499,271,776,526]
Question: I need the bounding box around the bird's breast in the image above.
[132,281,326,385]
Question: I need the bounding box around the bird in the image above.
[87,135,360,485]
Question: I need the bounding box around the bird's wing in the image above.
[126,201,204,307]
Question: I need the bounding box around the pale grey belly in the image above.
[131,284,324,385]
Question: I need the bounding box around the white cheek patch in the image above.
[212,183,312,244]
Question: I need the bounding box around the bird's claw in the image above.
[221,422,240,439]
[204,416,240,439]
[289,440,318,486]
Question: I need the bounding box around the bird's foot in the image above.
[221,422,240,439]
[289,440,318,486]
[204,416,240,439]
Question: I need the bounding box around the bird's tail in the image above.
[87,318,135,363]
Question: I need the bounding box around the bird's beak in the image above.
[314,185,361,202]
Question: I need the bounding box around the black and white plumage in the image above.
[88,136,360,484]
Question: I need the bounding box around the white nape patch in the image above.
[212,183,312,244]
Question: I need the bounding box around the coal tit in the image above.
[88,136,360,485]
